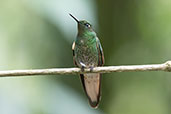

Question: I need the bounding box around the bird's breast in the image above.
[75,43,98,68]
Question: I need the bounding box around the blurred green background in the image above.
[0,0,171,114]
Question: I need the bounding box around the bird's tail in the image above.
[80,73,101,108]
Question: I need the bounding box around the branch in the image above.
[0,61,171,77]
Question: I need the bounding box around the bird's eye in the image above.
[85,23,90,28]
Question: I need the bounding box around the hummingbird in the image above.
[70,14,105,108]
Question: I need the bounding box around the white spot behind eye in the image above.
[85,23,90,28]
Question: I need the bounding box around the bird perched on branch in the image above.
[70,14,105,108]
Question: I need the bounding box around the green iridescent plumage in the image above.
[70,14,104,108]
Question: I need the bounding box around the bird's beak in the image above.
[69,14,79,23]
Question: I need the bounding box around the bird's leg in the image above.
[81,66,85,72]
[80,62,86,72]
[89,66,94,72]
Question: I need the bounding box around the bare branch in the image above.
[0,61,171,77]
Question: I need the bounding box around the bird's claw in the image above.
[81,66,85,72]
[90,66,93,72]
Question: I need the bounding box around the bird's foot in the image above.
[89,66,94,72]
[81,66,85,72]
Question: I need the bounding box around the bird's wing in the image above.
[72,41,78,66]
[96,38,105,66]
